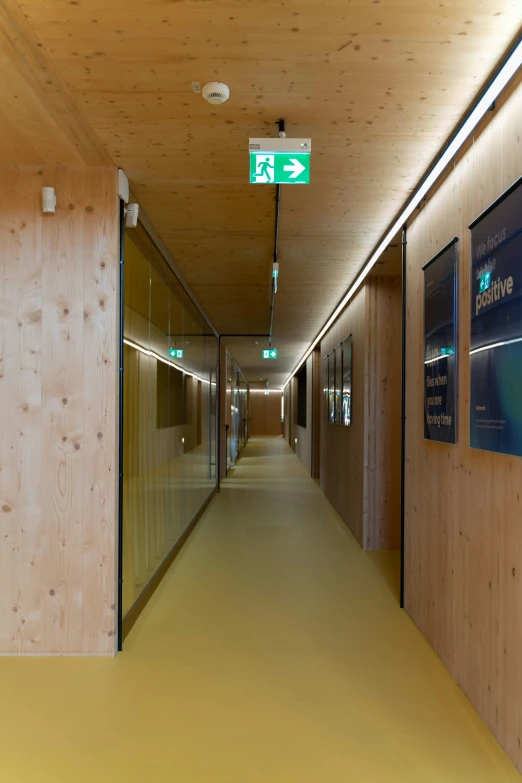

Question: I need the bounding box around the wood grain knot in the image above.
[97,432,103,440]
[85,205,94,213]
[49,589,55,596]
[2,504,12,513]
[73,442,81,451]
[62,397,68,405]
[513,568,516,577]
[12,606,18,613]
[63,308,69,315]
[62,436,67,442]
[29,310,42,323]
[19,403,29,413]
[68,204,75,211]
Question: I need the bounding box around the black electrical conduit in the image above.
[268,183,281,348]
[268,118,285,348]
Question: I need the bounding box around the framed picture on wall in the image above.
[423,237,458,444]
[323,355,329,423]
[341,336,352,426]
[469,175,522,456]
[334,344,343,424]
[328,351,336,424]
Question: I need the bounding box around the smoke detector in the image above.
[202,82,230,105]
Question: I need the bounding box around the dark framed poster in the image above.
[469,175,522,457]
[323,354,329,423]
[328,351,336,424]
[423,237,458,443]
[341,336,352,426]
[334,344,343,424]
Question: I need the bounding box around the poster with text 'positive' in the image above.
[470,176,522,457]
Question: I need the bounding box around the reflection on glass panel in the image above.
[342,337,352,426]
[122,226,218,619]
[239,377,248,449]
[328,352,336,424]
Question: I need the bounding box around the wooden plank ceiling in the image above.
[1,0,521,386]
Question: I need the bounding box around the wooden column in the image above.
[0,165,119,655]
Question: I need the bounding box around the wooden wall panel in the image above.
[364,276,402,549]
[283,385,291,445]
[295,353,313,473]
[249,393,282,436]
[311,348,321,479]
[0,165,119,655]
[404,74,522,771]
[320,286,366,546]
[320,277,402,549]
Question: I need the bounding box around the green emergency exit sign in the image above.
[262,349,278,359]
[169,348,184,359]
[479,272,491,293]
[250,152,310,185]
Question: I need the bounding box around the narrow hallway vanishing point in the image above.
[0,437,517,782]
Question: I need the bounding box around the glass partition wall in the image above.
[122,225,218,622]
[225,352,248,472]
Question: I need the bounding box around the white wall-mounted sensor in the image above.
[125,203,139,228]
[117,169,129,203]
[42,187,56,214]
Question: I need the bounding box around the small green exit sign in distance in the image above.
[262,349,278,359]
[169,348,184,359]
[479,272,492,293]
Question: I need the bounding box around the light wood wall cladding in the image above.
[320,277,402,549]
[2,0,520,387]
[0,165,119,655]
[249,394,282,437]
[0,0,111,165]
[284,385,291,445]
[364,276,402,549]
[311,348,321,479]
[320,286,367,546]
[294,354,313,473]
[404,74,522,771]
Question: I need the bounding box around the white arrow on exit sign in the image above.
[283,158,306,179]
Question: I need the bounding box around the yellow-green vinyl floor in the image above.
[0,437,518,782]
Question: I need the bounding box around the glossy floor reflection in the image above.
[0,437,517,782]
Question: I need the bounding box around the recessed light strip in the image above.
[123,338,211,384]
[282,38,522,390]
[248,388,283,393]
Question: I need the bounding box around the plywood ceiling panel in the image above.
[1,0,521,384]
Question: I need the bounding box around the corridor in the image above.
[0,437,517,782]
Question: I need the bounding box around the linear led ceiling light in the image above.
[123,338,212,385]
[282,37,522,390]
